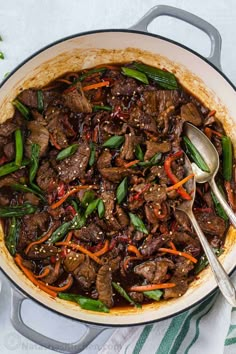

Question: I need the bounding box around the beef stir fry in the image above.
[0,62,235,312]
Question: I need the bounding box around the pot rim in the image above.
[0,28,235,327]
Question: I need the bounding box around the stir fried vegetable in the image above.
[14,129,23,167]
[12,99,31,120]
[103,135,125,148]
[183,136,210,173]
[37,90,44,112]
[58,293,109,313]
[93,105,112,112]
[195,248,224,274]
[121,67,149,84]
[116,177,128,204]
[0,203,37,217]
[211,191,228,221]
[88,142,96,167]
[5,217,19,256]
[222,136,232,181]
[112,282,141,308]
[129,213,148,234]
[56,144,79,161]
[0,159,29,177]
[143,290,163,301]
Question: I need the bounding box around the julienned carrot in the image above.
[50,185,96,209]
[169,241,177,251]
[65,231,73,243]
[83,81,110,91]
[207,109,216,117]
[49,133,61,150]
[159,247,198,264]
[25,224,58,254]
[204,127,223,140]
[224,181,236,211]
[56,78,73,85]
[94,240,109,257]
[166,173,194,192]
[129,283,176,292]
[127,245,142,258]
[35,267,50,279]
[55,242,103,265]
[14,254,57,297]
[123,256,143,272]
[124,160,140,168]
[40,275,73,292]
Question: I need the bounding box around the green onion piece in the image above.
[0,159,29,178]
[85,198,100,218]
[138,152,162,167]
[0,203,37,218]
[79,67,107,81]
[135,144,144,161]
[5,217,20,256]
[14,129,23,167]
[116,177,128,204]
[112,282,142,308]
[29,144,40,184]
[222,136,232,181]
[93,105,112,112]
[143,290,163,301]
[56,144,79,161]
[37,90,44,113]
[103,135,125,148]
[183,136,210,173]
[12,99,31,120]
[4,72,9,78]
[97,199,105,218]
[47,221,72,244]
[194,248,224,274]
[58,293,109,313]
[70,213,87,230]
[0,51,4,59]
[133,62,178,90]
[11,183,45,201]
[0,35,3,41]
[129,212,148,234]
[71,200,79,213]
[121,67,149,84]
[81,190,95,208]
[89,142,96,167]
[211,191,228,221]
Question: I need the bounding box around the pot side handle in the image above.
[130,5,222,70]
[10,287,105,354]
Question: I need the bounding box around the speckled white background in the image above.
[0,0,235,353]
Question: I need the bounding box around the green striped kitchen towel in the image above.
[99,273,236,354]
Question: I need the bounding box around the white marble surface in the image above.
[0,0,235,353]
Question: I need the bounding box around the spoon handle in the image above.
[209,179,236,229]
[187,210,236,307]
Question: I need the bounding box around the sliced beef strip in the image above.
[101,191,121,230]
[63,252,85,273]
[0,169,26,189]
[100,167,135,183]
[120,134,143,160]
[73,255,97,289]
[202,191,214,210]
[0,191,11,206]
[96,264,114,308]
[23,192,40,206]
[0,117,18,137]
[62,83,92,113]
[115,205,129,228]
[171,232,200,250]
[144,141,171,161]
[144,184,167,204]
[111,77,139,96]
[145,204,158,224]
[146,166,170,185]
[17,89,38,108]
[3,142,15,161]
[170,116,184,151]
[102,121,128,136]
[129,292,144,303]
[25,121,49,158]
[174,210,192,232]
[163,277,189,299]
[74,224,104,243]
[128,107,157,133]
[97,150,112,170]
[55,141,90,183]
[141,234,170,256]
[134,259,174,284]
[36,160,58,191]
[17,212,50,251]
[40,264,62,284]
[27,244,59,260]
[180,102,202,126]
[194,211,226,237]
[174,257,194,278]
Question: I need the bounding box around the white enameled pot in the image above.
[0,5,236,353]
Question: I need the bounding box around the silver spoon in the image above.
[184,122,236,228]
[177,153,236,306]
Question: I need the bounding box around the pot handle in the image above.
[130,5,222,70]
[10,287,105,354]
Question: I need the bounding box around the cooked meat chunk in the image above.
[74,224,104,243]
[129,107,157,133]
[134,259,174,284]
[0,117,18,136]
[63,252,85,273]
[101,191,121,230]
[141,234,170,256]
[100,167,134,183]
[62,83,92,113]
[144,141,171,160]
[120,134,142,160]
[115,205,129,227]
[25,121,49,157]
[163,277,189,299]
[111,77,139,96]
[0,191,11,206]
[45,106,71,149]
[36,160,58,191]
[102,121,128,136]
[143,89,187,115]
[96,264,113,308]
[144,184,167,204]
[97,150,112,170]
[172,232,200,250]
[55,141,90,182]
[181,102,202,126]
[40,264,62,284]
[17,89,38,108]
[195,211,226,237]
[23,192,40,206]
[73,255,96,289]
[174,210,192,232]
[27,244,58,259]
[129,292,144,303]
[3,142,15,160]
[174,257,194,278]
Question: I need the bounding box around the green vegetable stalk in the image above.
[222,136,232,181]
[0,204,37,218]
[121,67,149,84]
[12,99,31,120]
[112,282,142,308]
[183,136,210,173]
[103,135,125,148]
[5,217,19,256]
[58,292,109,313]
[56,144,79,161]
[116,177,128,204]
[14,129,23,167]
[129,213,148,234]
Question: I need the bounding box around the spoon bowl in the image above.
[183,122,236,228]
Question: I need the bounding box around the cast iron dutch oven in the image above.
[0,5,236,353]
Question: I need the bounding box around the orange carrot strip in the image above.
[14,254,57,297]
[83,81,110,91]
[169,241,177,251]
[204,127,222,139]
[159,247,198,264]
[35,267,50,279]
[127,245,142,258]
[129,283,176,292]
[124,160,140,168]
[56,79,73,85]
[25,224,58,255]
[50,185,96,209]
[94,240,109,257]
[65,231,73,243]
[55,242,103,265]
[166,173,194,192]
[41,275,73,292]
[49,133,61,150]
[123,256,143,272]
[224,181,236,211]
[207,109,216,117]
